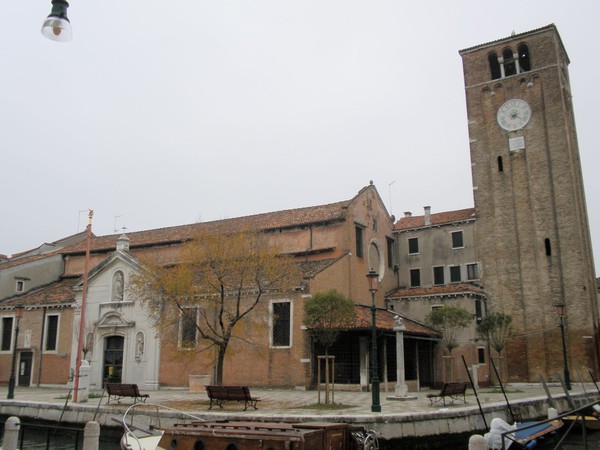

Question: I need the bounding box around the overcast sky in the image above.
[2,1,598,269]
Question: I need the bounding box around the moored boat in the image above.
[120,403,379,450]
[562,414,600,431]
[484,417,563,449]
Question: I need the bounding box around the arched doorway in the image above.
[103,335,124,385]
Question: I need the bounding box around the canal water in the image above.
[3,417,600,449]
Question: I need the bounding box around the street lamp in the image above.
[367,269,381,413]
[555,304,571,390]
[41,0,72,42]
[7,306,24,400]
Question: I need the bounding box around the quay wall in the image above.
[0,392,597,441]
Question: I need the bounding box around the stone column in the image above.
[77,359,90,402]
[394,317,408,396]
[3,417,20,450]
[83,421,100,450]
[387,316,417,401]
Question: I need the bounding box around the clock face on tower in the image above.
[497,99,532,131]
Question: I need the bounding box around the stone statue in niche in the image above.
[84,332,94,360]
[135,332,144,361]
[112,271,124,302]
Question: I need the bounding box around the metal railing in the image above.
[499,399,600,450]
[1,419,85,450]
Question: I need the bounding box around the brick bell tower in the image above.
[459,25,599,382]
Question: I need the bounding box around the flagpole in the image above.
[73,209,93,402]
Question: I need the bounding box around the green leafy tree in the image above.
[477,312,513,356]
[425,305,473,355]
[303,289,356,356]
[131,229,299,385]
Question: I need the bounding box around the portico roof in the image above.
[351,304,440,338]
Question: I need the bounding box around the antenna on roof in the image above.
[388,180,396,216]
[114,215,127,234]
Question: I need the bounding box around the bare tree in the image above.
[131,229,299,384]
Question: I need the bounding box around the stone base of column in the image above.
[386,394,418,401]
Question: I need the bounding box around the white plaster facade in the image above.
[70,238,160,391]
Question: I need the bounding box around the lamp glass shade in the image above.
[367,270,379,293]
[555,304,565,317]
[41,17,72,42]
[15,306,24,319]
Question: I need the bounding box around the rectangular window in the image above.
[180,308,198,349]
[410,268,421,287]
[433,266,445,285]
[16,280,25,292]
[386,238,394,268]
[450,265,461,283]
[408,237,419,255]
[467,263,479,280]
[475,300,483,323]
[1,317,14,351]
[355,226,364,258]
[478,347,486,364]
[272,301,292,347]
[451,231,464,249]
[45,315,59,351]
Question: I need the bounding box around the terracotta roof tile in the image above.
[0,278,76,309]
[395,208,475,231]
[352,305,440,337]
[298,256,344,280]
[387,283,485,298]
[63,200,351,255]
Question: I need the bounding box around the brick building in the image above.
[387,207,488,386]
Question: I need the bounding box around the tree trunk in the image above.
[215,345,226,385]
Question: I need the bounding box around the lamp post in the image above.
[367,269,381,413]
[7,306,24,400]
[555,304,571,390]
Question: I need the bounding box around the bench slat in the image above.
[426,382,468,406]
[206,385,260,411]
[106,383,149,404]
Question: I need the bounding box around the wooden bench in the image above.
[206,385,261,411]
[105,383,149,404]
[426,382,468,406]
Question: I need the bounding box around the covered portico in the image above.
[310,305,440,392]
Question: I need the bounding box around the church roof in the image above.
[61,200,353,255]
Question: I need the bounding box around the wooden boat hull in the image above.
[155,421,366,450]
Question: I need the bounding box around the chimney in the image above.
[424,206,431,226]
[404,211,412,217]
[116,234,130,252]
